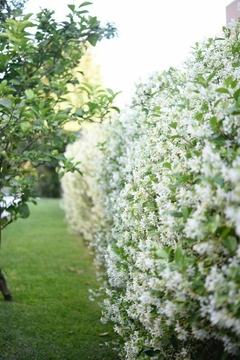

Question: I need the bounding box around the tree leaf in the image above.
[25,89,35,100]
[0,98,12,109]
[20,121,31,133]
[111,106,120,113]
[18,203,30,219]
[79,1,92,7]
[67,4,75,11]
[87,34,99,46]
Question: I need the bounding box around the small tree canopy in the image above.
[0,2,118,228]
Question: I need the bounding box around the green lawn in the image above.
[0,199,120,360]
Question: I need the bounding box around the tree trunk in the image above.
[0,200,13,301]
[0,268,13,301]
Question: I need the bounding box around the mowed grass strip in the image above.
[0,199,119,360]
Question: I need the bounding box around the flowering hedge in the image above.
[61,23,240,359]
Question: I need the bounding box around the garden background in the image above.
[1,1,240,359]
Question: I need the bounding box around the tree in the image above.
[0,0,26,22]
[0,2,118,300]
[36,45,107,198]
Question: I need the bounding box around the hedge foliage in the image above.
[61,22,240,359]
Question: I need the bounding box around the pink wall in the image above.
[226,0,240,25]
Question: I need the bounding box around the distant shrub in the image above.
[36,163,61,198]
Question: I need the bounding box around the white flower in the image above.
[193,241,215,255]
[175,321,188,341]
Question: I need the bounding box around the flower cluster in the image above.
[60,123,105,241]
[61,22,240,359]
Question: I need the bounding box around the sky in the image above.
[25,0,233,106]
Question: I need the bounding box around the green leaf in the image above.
[87,34,99,46]
[224,75,236,88]
[0,33,9,39]
[18,20,35,30]
[215,87,230,94]
[229,106,240,115]
[25,89,35,100]
[0,98,12,109]
[170,334,179,351]
[169,122,178,129]
[220,227,231,238]
[55,154,66,161]
[209,116,217,128]
[153,105,161,113]
[170,211,182,218]
[230,267,239,278]
[223,236,237,252]
[209,214,221,234]
[195,113,204,121]
[232,62,240,68]
[232,43,240,54]
[196,74,206,87]
[20,121,31,133]
[67,4,75,11]
[233,88,240,102]
[79,1,92,7]
[23,13,34,21]
[68,133,77,143]
[140,349,161,357]
[106,88,115,96]
[174,246,183,264]
[75,108,84,117]
[9,79,21,85]
[155,249,169,260]
[19,203,30,219]
[213,173,224,186]
[192,279,204,293]
[169,134,181,140]
[182,206,189,220]
[54,113,69,121]
[207,71,217,83]
[87,101,99,111]
[111,106,120,114]
[162,162,171,169]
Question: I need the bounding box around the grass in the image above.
[0,199,120,360]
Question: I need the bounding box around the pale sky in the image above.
[25,0,232,106]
